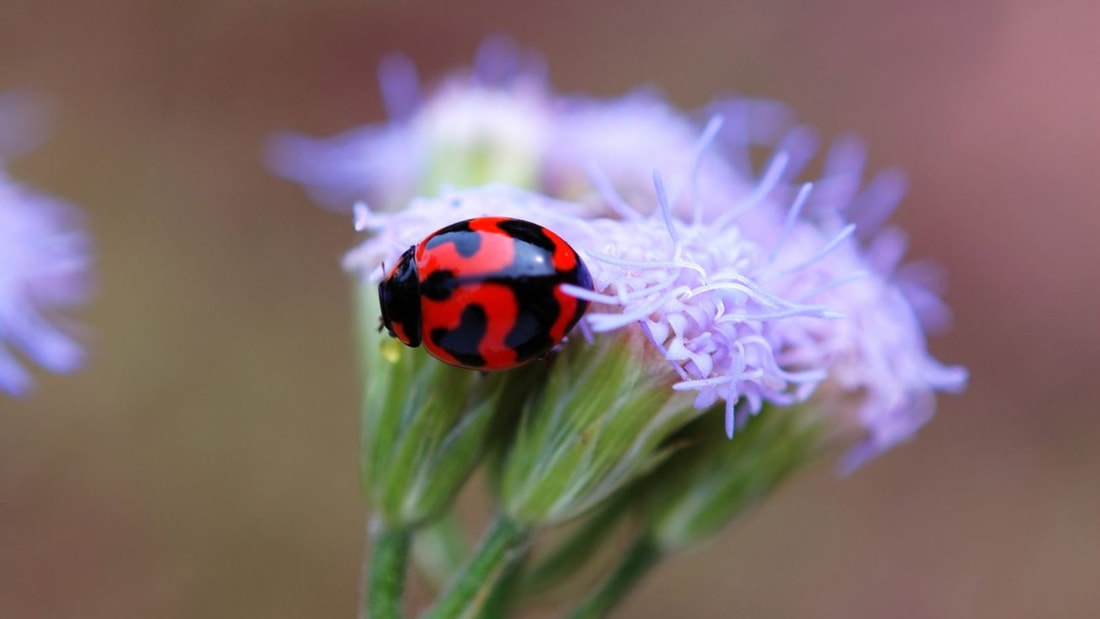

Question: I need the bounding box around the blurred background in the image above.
[1,1,1097,617]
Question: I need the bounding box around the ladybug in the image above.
[378,217,594,370]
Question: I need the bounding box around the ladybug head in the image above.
[378,246,422,348]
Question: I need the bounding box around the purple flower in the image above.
[289,37,966,469]
[0,95,92,396]
[347,133,965,470]
[757,134,968,469]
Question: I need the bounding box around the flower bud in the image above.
[355,282,504,530]
[646,406,825,552]
[493,329,699,528]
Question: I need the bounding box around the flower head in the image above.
[0,95,92,396]
[279,37,971,617]
[343,108,965,470]
[285,36,965,473]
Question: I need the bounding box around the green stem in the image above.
[422,517,530,619]
[563,536,662,619]
[364,526,412,619]
[412,513,471,593]
[480,554,524,619]
[522,497,630,597]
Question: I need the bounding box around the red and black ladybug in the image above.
[378,217,594,370]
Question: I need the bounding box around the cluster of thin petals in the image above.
[279,38,966,466]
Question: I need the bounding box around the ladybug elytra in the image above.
[378,217,594,370]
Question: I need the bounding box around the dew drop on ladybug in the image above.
[378,217,594,370]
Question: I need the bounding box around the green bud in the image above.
[356,281,505,530]
[646,404,828,552]
[493,330,701,528]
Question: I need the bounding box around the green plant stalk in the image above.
[521,494,632,597]
[364,527,412,619]
[421,517,531,619]
[412,513,471,593]
[562,536,661,619]
[354,279,492,616]
[479,550,525,619]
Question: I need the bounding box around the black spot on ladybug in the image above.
[426,221,481,257]
[498,219,557,254]
[496,275,560,362]
[421,269,458,301]
[430,305,488,368]
[496,221,558,278]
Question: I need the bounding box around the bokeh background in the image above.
[2,1,1098,617]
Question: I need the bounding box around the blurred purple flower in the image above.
[675,102,968,466]
[769,136,967,469]
[266,37,792,218]
[0,93,92,397]
[266,36,551,211]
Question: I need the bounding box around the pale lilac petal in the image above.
[0,164,92,396]
[376,53,422,122]
[0,91,49,161]
[473,35,548,87]
[265,124,421,212]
